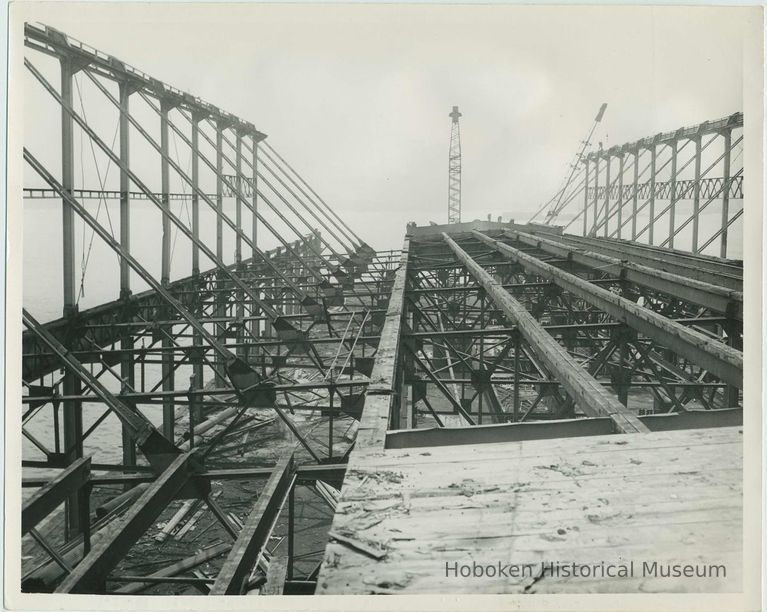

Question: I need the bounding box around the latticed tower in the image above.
[448,106,462,224]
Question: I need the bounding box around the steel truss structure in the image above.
[447,106,462,224]
[18,23,745,598]
[348,219,742,452]
[20,23,391,595]
[533,112,744,258]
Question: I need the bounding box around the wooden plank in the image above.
[317,427,742,594]
[261,542,289,595]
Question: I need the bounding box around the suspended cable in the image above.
[73,73,119,304]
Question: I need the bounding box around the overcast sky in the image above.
[16,3,750,253]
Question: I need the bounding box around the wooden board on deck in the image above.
[316,426,742,594]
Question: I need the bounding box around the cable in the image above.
[73,73,119,304]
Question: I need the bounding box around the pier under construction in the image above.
[18,23,744,596]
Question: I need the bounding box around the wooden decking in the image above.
[316,426,742,594]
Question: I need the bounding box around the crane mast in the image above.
[448,105,462,224]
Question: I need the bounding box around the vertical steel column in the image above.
[513,332,520,422]
[602,153,611,237]
[287,485,295,581]
[160,99,175,440]
[118,83,132,298]
[160,101,172,285]
[667,138,678,249]
[720,129,732,258]
[631,147,639,240]
[60,58,77,315]
[329,384,335,456]
[191,113,202,277]
[250,135,260,338]
[582,157,589,236]
[649,144,657,245]
[216,123,224,261]
[191,112,204,412]
[119,80,136,472]
[617,337,630,406]
[235,131,245,358]
[235,131,243,266]
[616,152,624,240]
[691,135,702,253]
[591,153,600,236]
[215,120,226,387]
[60,55,83,537]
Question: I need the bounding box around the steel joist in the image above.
[506,229,743,320]
[442,233,648,434]
[471,230,743,389]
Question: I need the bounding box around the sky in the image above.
[15,3,751,257]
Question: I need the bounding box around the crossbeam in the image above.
[472,230,743,389]
[209,452,296,595]
[443,233,648,434]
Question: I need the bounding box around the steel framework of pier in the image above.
[533,112,743,258]
[18,23,744,597]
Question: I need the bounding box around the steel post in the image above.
[603,153,611,237]
[692,135,702,252]
[160,99,175,440]
[591,154,599,236]
[582,158,589,236]
[118,81,136,473]
[649,144,657,244]
[251,135,260,338]
[60,55,83,537]
[720,129,732,258]
[668,139,678,249]
[631,148,639,240]
[616,153,624,240]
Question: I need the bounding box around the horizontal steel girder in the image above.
[554,233,742,290]
[21,237,314,382]
[209,452,296,595]
[55,451,206,593]
[471,230,743,389]
[585,174,743,201]
[443,233,648,434]
[22,308,180,470]
[22,457,91,535]
[506,229,742,320]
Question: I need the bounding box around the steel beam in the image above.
[74,67,300,320]
[550,233,742,291]
[472,230,743,389]
[720,129,732,258]
[443,233,648,433]
[22,308,179,469]
[649,144,656,244]
[691,135,702,252]
[582,157,589,236]
[55,452,203,593]
[356,238,412,450]
[27,59,301,335]
[23,147,260,391]
[22,457,91,535]
[668,139,678,248]
[505,230,742,320]
[261,142,364,250]
[209,452,296,595]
